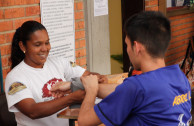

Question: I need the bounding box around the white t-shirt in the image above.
[5,57,85,126]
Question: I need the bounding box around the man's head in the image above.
[124,11,171,70]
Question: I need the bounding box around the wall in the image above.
[145,0,159,11]
[83,0,111,75]
[0,0,87,90]
[108,0,123,74]
[166,14,194,65]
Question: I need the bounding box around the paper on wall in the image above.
[167,0,172,7]
[94,0,108,17]
[176,0,184,6]
[40,0,75,62]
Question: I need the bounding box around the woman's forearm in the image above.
[15,90,85,119]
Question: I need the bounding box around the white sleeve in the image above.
[62,59,86,81]
[5,74,34,112]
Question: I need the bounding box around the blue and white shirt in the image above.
[94,65,192,126]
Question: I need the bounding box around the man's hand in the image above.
[98,75,108,84]
[50,81,71,99]
[82,70,108,84]
[81,75,99,95]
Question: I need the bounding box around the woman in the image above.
[5,20,105,126]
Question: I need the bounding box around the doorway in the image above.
[121,0,145,72]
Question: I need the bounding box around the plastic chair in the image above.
[0,51,17,126]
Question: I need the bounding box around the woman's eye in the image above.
[46,42,50,45]
[35,44,40,46]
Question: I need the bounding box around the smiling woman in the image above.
[5,21,106,126]
[19,29,51,68]
[11,21,50,69]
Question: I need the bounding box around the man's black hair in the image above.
[124,11,171,58]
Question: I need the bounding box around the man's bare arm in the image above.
[78,90,102,126]
[78,75,102,126]
[97,83,120,99]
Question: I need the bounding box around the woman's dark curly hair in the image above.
[11,20,47,69]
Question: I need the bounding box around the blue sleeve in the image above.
[94,77,144,126]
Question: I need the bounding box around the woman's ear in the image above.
[19,41,26,53]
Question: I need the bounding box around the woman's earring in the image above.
[23,51,25,54]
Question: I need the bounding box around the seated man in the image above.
[51,11,192,126]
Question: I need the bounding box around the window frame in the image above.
[159,0,194,17]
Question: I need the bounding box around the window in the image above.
[159,0,194,17]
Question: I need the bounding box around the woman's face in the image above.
[23,29,51,68]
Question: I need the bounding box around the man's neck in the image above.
[140,58,166,73]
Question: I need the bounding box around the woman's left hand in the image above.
[49,81,71,99]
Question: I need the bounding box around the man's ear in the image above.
[19,41,26,53]
[133,41,143,55]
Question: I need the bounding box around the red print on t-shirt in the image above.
[42,78,63,98]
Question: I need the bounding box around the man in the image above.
[51,11,192,126]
